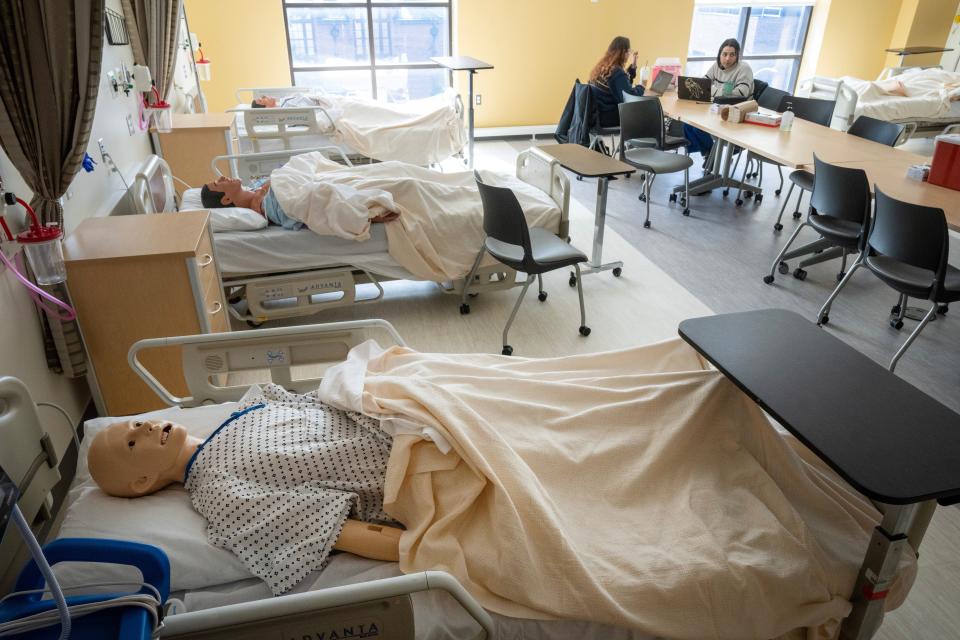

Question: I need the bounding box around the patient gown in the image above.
[183,384,395,595]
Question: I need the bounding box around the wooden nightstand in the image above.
[152,113,236,192]
[64,212,228,415]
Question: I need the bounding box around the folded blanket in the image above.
[319,339,917,640]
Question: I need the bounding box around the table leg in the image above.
[674,137,763,197]
[840,503,917,640]
[580,176,623,277]
[468,70,476,169]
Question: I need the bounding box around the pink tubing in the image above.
[0,238,77,323]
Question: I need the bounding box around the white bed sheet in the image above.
[60,400,656,640]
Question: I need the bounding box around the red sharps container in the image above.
[927,134,960,191]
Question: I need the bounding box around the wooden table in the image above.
[431,56,494,169]
[152,112,236,191]
[680,309,960,640]
[538,144,635,279]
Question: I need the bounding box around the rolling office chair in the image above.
[621,92,690,153]
[764,155,870,285]
[816,188,960,372]
[618,99,694,228]
[462,173,590,356]
[772,115,905,236]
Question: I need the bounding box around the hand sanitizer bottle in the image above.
[780,103,795,132]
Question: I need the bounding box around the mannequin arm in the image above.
[334,519,402,562]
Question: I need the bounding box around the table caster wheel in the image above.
[722,189,730,197]
[745,191,753,199]
[643,220,651,228]
[792,211,802,219]
[460,303,470,315]
[669,193,677,203]
[763,275,774,285]
[793,268,807,280]
[735,199,744,206]
[778,262,789,275]
[682,208,690,216]
[638,194,647,202]
[579,325,591,337]
[502,345,513,356]
[819,314,829,326]
[755,194,763,204]
[775,188,782,196]
[773,222,783,231]
[538,291,548,302]
[612,267,622,277]
[890,319,904,330]
[569,273,577,287]
[938,304,949,315]
[836,272,845,282]
[891,304,901,316]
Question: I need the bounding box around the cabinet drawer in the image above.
[202,277,229,333]
[195,230,219,296]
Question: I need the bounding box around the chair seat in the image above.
[788,170,814,191]
[865,256,960,302]
[808,215,861,243]
[592,125,620,135]
[486,228,587,274]
[663,134,690,150]
[623,147,694,174]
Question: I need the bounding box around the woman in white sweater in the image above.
[705,38,754,98]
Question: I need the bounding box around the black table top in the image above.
[538,143,636,178]
[884,46,953,55]
[679,309,960,505]
[430,56,494,71]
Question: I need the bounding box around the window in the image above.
[686,2,813,92]
[282,1,452,102]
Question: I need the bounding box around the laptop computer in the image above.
[645,70,674,96]
[677,76,711,101]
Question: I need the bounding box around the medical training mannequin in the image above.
[87,418,402,563]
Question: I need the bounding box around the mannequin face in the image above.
[204,176,266,213]
[87,419,196,497]
[254,96,278,108]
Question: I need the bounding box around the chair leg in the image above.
[816,256,864,324]
[773,182,795,231]
[460,248,486,312]
[643,172,653,228]
[574,264,590,336]
[776,166,783,195]
[764,221,809,283]
[537,273,545,301]
[792,188,806,219]
[683,166,690,216]
[502,274,535,355]
[889,303,939,372]
[726,152,743,197]
[735,153,751,205]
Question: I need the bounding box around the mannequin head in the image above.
[252,96,278,108]
[201,176,268,213]
[88,419,202,497]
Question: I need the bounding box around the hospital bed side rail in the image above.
[797,76,859,131]
[517,146,571,241]
[158,571,491,639]
[211,146,353,184]
[234,86,323,104]
[128,319,405,407]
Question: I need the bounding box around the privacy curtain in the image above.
[121,0,182,102]
[0,0,105,226]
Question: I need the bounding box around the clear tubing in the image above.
[11,504,70,640]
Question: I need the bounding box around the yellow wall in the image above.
[814,0,905,79]
[885,0,958,68]
[184,0,290,111]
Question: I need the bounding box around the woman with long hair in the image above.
[589,36,644,127]
[705,38,753,98]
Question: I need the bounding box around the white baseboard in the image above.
[475,125,557,139]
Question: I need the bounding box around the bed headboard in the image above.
[130,154,178,214]
[210,146,353,185]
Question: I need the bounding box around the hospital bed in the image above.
[134,145,571,327]
[229,86,465,164]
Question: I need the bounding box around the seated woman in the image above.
[588,36,644,128]
[683,38,755,159]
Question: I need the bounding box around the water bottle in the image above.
[780,104,795,132]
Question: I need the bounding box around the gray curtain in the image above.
[121,0,182,102]
[0,0,105,226]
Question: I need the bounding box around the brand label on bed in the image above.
[285,621,380,640]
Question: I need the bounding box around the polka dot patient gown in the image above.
[184,383,395,595]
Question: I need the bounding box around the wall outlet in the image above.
[126,114,135,136]
[97,138,108,162]
[475,94,482,106]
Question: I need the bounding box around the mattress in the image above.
[214,224,412,279]
[59,401,656,640]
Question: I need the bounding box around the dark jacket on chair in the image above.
[555,80,594,146]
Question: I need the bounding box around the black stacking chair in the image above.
[620,93,690,153]
[764,155,870,284]
[462,174,590,356]
[618,99,694,228]
[731,86,793,204]
[772,113,905,233]
[757,87,789,111]
[817,188,960,371]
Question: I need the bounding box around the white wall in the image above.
[0,0,154,456]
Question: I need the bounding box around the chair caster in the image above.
[890,319,904,330]
[468,292,479,298]
[569,273,577,287]
[773,222,783,232]
[247,319,265,328]
[643,220,651,228]
[938,304,949,315]
[722,189,730,197]
[778,262,789,275]
[669,193,677,203]
[836,271,845,282]
[735,199,744,207]
[638,194,647,202]
[745,191,754,199]
[792,211,802,219]
[682,208,690,216]
[793,268,807,280]
[819,314,829,326]
[775,188,782,196]
[762,275,775,285]
[460,303,470,315]
[890,304,901,316]
[579,325,592,337]
[576,176,583,181]
[538,291,548,302]
[612,266,622,277]
[754,194,763,204]
[502,345,513,356]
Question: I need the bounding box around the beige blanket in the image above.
[319,339,916,640]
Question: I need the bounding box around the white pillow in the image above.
[56,403,255,591]
[180,187,267,232]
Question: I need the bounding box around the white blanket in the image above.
[842,68,960,121]
[270,152,563,281]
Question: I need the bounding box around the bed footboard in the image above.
[516,147,571,240]
[797,76,858,131]
[211,146,353,184]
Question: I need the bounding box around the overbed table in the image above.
[538,143,635,280]
[431,56,493,169]
[679,309,960,640]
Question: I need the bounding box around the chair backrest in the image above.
[475,172,533,266]
[809,155,871,230]
[847,116,905,147]
[868,188,949,280]
[622,92,646,103]
[758,87,789,112]
[752,78,769,102]
[618,98,663,148]
[778,96,835,126]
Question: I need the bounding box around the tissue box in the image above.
[745,112,782,127]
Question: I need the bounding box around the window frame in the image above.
[281,1,454,99]
[686,3,814,93]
